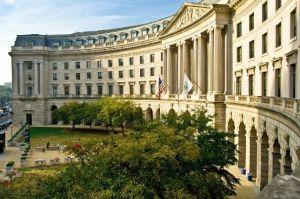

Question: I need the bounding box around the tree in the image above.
[54,102,84,129]
[82,101,101,128]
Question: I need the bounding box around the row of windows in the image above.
[236,1,296,39]
[52,67,160,81]
[52,83,157,96]
[52,54,163,70]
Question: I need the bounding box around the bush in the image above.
[6,161,14,167]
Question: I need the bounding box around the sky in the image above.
[0,0,197,85]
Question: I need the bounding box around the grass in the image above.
[29,127,109,147]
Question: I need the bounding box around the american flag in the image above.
[158,77,165,99]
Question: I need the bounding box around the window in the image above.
[140,84,145,94]
[53,41,60,47]
[236,77,242,95]
[76,73,80,80]
[290,9,297,39]
[276,0,281,11]
[64,73,69,81]
[150,54,155,63]
[119,70,123,78]
[108,71,113,79]
[262,72,267,96]
[161,52,163,61]
[86,61,91,69]
[276,22,281,47]
[64,40,71,46]
[88,38,94,45]
[75,62,81,69]
[249,13,254,31]
[87,85,92,96]
[249,40,255,59]
[275,69,281,97]
[28,75,32,81]
[98,85,103,95]
[140,68,145,77]
[109,35,117,42]
[161,66,163,75]
[27,86,33,96]
[153,25,159,33]
[290,64,296,98]
[86,72,92,80]
[249,75,254,96]
[120,33,128,40]
[129,57,134,65]
[119,59,123,66]
[237,46,242,62]
[262,1,268,22]
[131,31,138,38]
[150,83,155,94]
[150,67,155,76]
[130,84,134,94]
[26,62,33,70]
[64,62,69,70]
[262,33,268,54]
[237,22,242,37]
[108,84,113,96]
[97,61,102,68]
[119,85,124,95]
[99,37,106,44]
[142,28,148,36]
[108,60,113,67]
[75,85,81,96]
[52,63,58,70]
[98,72,103,80]
[64,85,69,95]
[76,40,83,46]
[52,85,57,96]
[140,56,144,64]
[53,73,58,81]
[129,69,134,78]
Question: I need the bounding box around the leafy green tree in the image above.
[54,102,84,129]
[82,101,101,128]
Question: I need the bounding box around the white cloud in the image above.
[3,0,16,5]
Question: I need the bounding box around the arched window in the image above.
[131,30,139,38]
[76,39,84,46]
[99,36,106,44]
[87,37,95,45]
[109,34,117,42]
[120,32,128,40]
[141,28,149,36]
[152,25,160,33]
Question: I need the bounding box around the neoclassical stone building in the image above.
[9,0,300,190]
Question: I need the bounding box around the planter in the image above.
[6,166,13,174]
[247,173,253,181]
[20,159,27,168]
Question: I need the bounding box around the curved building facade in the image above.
[9,0,300,189]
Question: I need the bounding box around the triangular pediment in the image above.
[159,3,212,37]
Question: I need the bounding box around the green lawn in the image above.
[29,127,109,147]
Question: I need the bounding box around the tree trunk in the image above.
[72,122,75,130]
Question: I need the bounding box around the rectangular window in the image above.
[140,68,145,77]
[98,85,103,95]
[87,72,92,80]
[161,52,163,61]
[236,77,242,95]
[119,59,123,66]
[140,56,144,64]
[52,85,58,96]
[249,75,254,96]
[76,73,80,80]
[129,69,134,78]
[108,60,113,67]
[119,70,123,78]
[64,85,69,95]
[27,86,33,96]
[290,64,296,98]
[26,62,33,70]
[161,66,163,75]
[150,67,155,76]
[237,46,242,62]
[108,71,113,79]
[290,9,297,39]
[108,84,113,96]
[87,85,92,96]
[75,85,81,96]
[98,72,102,80]
[249,40,255,59]
[262,72,267,96]
[64,62,69,70]
[276,22,281,47]
[237,22,242,37]
[130,84,134,95]
[275,69,281,97]
[150,83,155,94]
[75,62,81,69]
[262,1,268,22]
[150,54,155,63]
[129,57,134,65]
[140,84,145,94]
[64,73,69,81]
[86,61,91,69]
[262,33,268,54]
[276,0,281,11]
[119,85,124,95]
[97,61,102,68]
[249,13,254,31]
[52,63,58,70]
[53,73,58,81]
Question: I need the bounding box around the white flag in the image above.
[183,73,193,95]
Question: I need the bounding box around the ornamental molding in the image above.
[272,57,283,69]
[246,66,256,75]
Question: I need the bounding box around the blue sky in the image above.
[0,0,196,85]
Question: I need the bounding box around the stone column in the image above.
[40,62,45,97]
[182,41,189,76]
[213,26,223,94]
[224,24,233,94]
[192,37,198,93]
[12,61,18,96]
[20,61,24,96]
[34,61,39,96]
[197,34,207,94]
[167,46,172,93]
[177,43,183,94]
[207,28,214,94]
[163,49,167,84]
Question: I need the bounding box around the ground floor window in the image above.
[236,77,241,95]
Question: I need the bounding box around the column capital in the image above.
[214,24,225,30]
